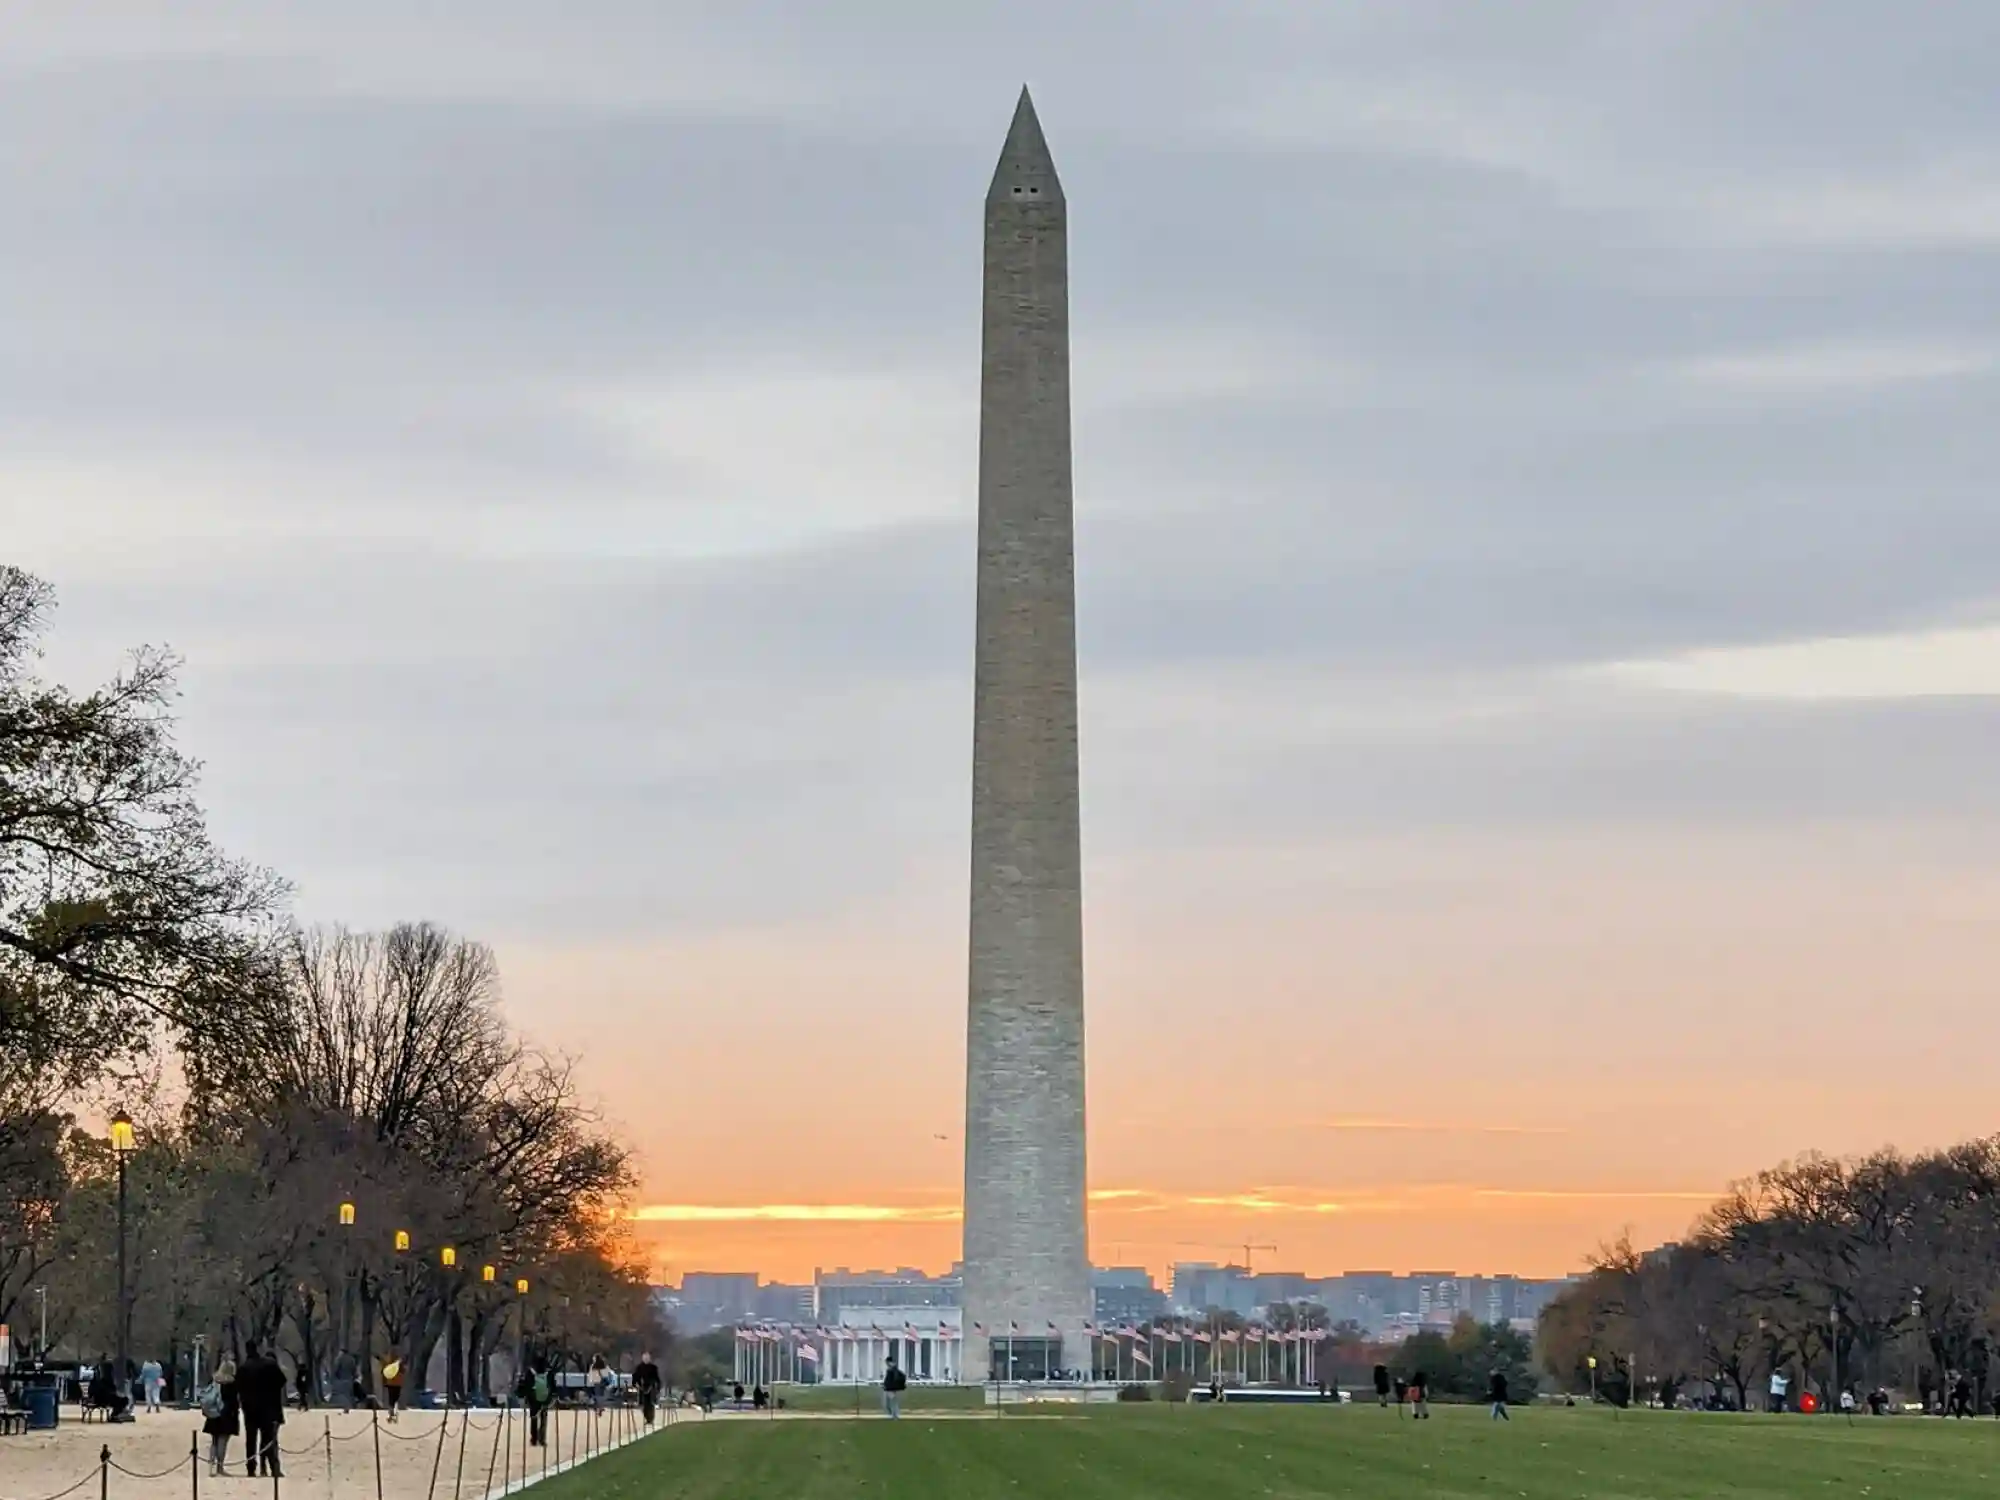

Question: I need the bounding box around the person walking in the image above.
[1373,1364,1391,1409]
[237,1341,286,1479]
[201,1360,240,1477]
[882,1359,907,1419]
[633,1352,662,1427]
[140,1357,164,1414]
[1489,1369,1511,1421]
[380,1350,405,1423]
[332,1350,357,1413]
[517,1359,552,1447]
[1768,1368,1789,1414]
[588,1355,611,1412]
[1409,1370,1431,1420]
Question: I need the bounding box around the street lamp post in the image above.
[1910,1289,1923,1411]
[109,1110,136,1423]
[337,1203,356,1379]
[515,1280,530,1397]
[1829,1306,1840,1411]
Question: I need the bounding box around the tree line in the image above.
[0,566,664,1398]
[1538,1139,2000,1412]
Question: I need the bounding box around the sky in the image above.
[6,1,1999,1286]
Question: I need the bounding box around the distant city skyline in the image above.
[655,1260,1573,1343]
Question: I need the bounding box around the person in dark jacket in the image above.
[1373,1364,1392,1408]
[201,1360,241,1476]
[881,1360,908,1419]
[632,1353,662,1426]
[1489,1369,1511,1421]
[1409,1370,1431,1420]
[237,1341,286,1479]
[516,1358,552,1447]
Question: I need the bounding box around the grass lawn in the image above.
[533,1402,2000,1498]
[776,1382,988,1413]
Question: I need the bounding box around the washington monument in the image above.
[960,87,1091,1384]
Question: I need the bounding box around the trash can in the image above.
[24,1382,60,1430]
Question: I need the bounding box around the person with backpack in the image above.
[379,1350,405,1423]
[1409,1369,1431,1420]
[882,1358,908,1419]
[1489,1369,1511,1421]
[517,1358,553,1447]
[200,1360,240,1477]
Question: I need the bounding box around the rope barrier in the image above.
[1,1468,103,1500]
[106,1459,192,1481]
[377,1419,439,1442]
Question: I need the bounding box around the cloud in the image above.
[1669,342,1996,394]
[6,2,2000,1278]
[633,1202,962,1225]
[1591,625,2000,702]
[1318,1118,1569,1137]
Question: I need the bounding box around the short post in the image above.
[452,1402,470,1500]
[190,1430,200,1500]
[101,1444,111,1500]
[372,1410,383,1500]
[486,1400,505,1500]
[425,1405,448,1500]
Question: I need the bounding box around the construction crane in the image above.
[1241,1243,1278,1274]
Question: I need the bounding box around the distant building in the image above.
[814,1267,961,1322]
[1091,1267,1164,1325]
[812,1307,964,1385]
[675,1272,760,1330]
[1249,1272,1314,1309]
[1170,1263,1255,1317]
[756,1283,814,1322]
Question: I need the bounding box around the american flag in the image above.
[1162,1328,1183,1343]
[1194,1331,1213,1345]
[1132,1345,1153,1369]
[797,1344,820,1363]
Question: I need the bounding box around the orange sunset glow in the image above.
[500,816,2000,1286]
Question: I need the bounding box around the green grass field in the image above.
[538,1403,1999,1498]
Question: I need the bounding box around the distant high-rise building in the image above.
[673,1272,761,1331]
[1170,1263,1256,1317]
[1091,1267,1165,1325]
